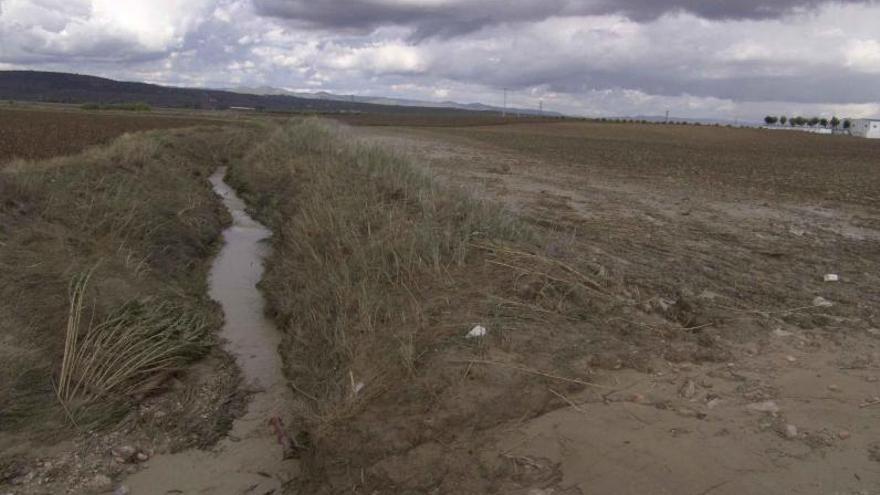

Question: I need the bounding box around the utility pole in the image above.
[539,99,543,115]
[502,88,508,117]
[665,109,669,123]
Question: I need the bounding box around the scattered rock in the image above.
[824,274,839,282]
[113,485,130,495]
[828,384,841,392]
[839,430,851,440]
[785,355,797,363]
[135,452,149,462]
[697,290,721,301]
[466,325,487,339]
[112,446,137,464]
[87,474,113,492]
[746,400,780,414]
[812,296,834,308]
[772,328,793,338]
[679,379,696,400]
[784,424,799,439]
[707,398,723,410]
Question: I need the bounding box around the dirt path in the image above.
[123,168,298,494]
[355,126,880,494]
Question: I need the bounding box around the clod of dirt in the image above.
[813,296,834,307]
[746,400,780,414]
[679,379,697,400]
[111,446,137,464]
[87,474,113,492]
[772,328,794,338]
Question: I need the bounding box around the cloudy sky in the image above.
[1,0,879,119]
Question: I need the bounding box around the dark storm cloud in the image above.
[253,0,876,36]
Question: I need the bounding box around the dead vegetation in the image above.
[227,119,731,492]
[0,124,256,438]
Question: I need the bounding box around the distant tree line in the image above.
[81,102,152,111]
[764,115,851,129]
[593,118,714,126]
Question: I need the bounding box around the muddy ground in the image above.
[348,122,880,494]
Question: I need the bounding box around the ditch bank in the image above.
[122,167,298,493]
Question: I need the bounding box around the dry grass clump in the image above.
[228,119,525,414]
[56,270,211,421]
[0,124,255,433]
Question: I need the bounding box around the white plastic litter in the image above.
[466,325,488,339]
[824,274,839,282]
[349,371,365,396]
[813,296,834,307]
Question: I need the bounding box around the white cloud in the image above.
[1,0,879,119]
[844,39,880,73]
[0,0,213,62]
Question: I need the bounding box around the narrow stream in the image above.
[124,167,297,494]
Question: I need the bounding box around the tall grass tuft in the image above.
[56,270,212,415]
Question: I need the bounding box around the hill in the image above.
[0,71,502,116]
[230,85,563,117]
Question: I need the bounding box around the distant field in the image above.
[402,121,880,206]
[0,106,218,162]
[335,112,563,127]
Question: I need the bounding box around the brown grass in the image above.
[225,119,662,491]
[0,123,257,433]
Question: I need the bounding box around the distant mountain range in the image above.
[0,71,537,117]
[227,85,563,117]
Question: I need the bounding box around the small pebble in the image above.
[786,356,797,363]
[784,424,798,439]
[839,430,851,440]
[828,384,841,392]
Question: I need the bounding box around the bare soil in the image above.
[336,122,880,494]
[0,106,218,163]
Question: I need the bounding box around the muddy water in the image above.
[124,167,297,494]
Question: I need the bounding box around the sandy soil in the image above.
[352,123,880,494]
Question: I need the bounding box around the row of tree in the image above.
[764,115,851,129]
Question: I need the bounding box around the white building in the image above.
[850,119,880,139]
